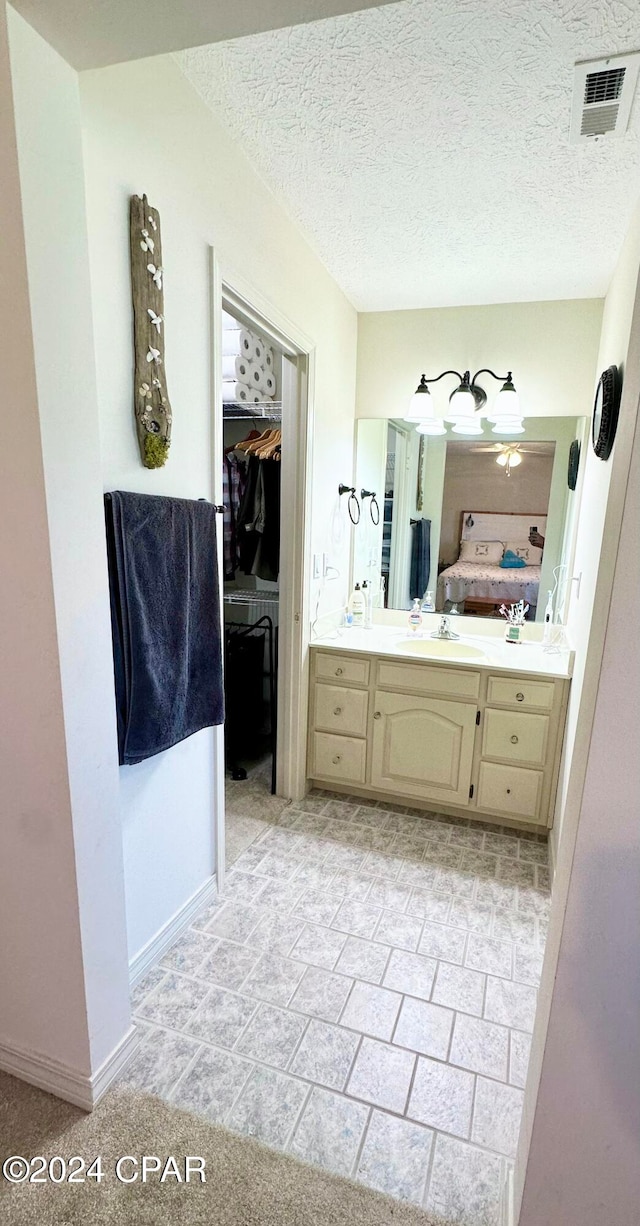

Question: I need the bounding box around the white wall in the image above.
[553,205,640,855]
[356,298,602,421]
[1,4,130,1088]
[80,54,358,961]
[516,202,640,1224]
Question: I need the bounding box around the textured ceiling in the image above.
[178,0,640,310]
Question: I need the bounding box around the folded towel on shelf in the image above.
[104,491,224,765]
[500,549,527,568]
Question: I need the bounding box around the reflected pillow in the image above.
[459,539,503,564]
[500,549,526,569]
[505,540,543,565]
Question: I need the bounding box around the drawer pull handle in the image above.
[510,735,519,744]
[335,667,344,676]
[332,755,342,764]
[333,707,342,716]
[373,711,381,720]
[516,692,524,702]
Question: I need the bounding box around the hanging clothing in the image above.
[251,458,281,581]
[236,454,261,573]
[222,453,246,579]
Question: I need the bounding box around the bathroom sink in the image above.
[396,638,487,661]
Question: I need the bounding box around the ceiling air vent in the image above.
[570,52,640,143]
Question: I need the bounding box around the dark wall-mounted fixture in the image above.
[592,365,621,461]
[338,483,360,524]
[406,368,523,438]
[361,489,380,525]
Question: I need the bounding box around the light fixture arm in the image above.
[417,370,465,386]
[471,368,513,385]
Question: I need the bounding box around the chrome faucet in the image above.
[431,615,460,641]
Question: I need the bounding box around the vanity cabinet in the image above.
[307,647,569,830]
[370,692,477,807]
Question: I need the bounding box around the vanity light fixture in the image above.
[407,369,523,435]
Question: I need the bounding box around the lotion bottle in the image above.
[350,583,365,627]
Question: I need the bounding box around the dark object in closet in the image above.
[223,453,246,579]
[236,455,282,580]
[224,617,277,790]
[252,459,281,581]
[104,491,224,765]
[410,517,431,600]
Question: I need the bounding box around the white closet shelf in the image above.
[223,402,282,420]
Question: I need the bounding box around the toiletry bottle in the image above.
[542,590,554,646]
[421,589,435,614]
[362,581,373,629]
[350,583,365,627]
[408,598,423,635]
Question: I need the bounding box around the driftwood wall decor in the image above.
[129,194,172,468]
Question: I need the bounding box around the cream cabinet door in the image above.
[370,691,477,806]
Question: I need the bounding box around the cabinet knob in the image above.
[506,788,511,794]
[373,711,381,720]
[332,754,341,764]
[516,692,524,702]
[333,707,342,716]
[510,734,519,744]
[335,667,343,676]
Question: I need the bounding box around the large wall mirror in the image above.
[353,416,585,622]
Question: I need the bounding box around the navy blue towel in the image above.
[410,518,431,600]
[105,491,224,765]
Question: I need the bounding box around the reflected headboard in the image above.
[460,512,547,544]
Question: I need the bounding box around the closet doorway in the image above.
[210,255,314,888]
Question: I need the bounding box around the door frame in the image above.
[209,249,315,888]
[388,420,412,608]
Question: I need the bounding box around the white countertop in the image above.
[311,623,574,680]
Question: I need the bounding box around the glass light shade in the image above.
[492,419,525,435]
[487,380,520,422]
[446,388,476,420]
[415,420,446,435]
[508,451,522,466]
[451,419,484,435]
[405,378,433,422]
[496,452,508,466]
[496,450,522,467]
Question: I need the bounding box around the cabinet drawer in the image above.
[313,683,369,737]
[487,675,555,711]
[482,708,550,767]
[377,660,480,700]
[477,761,544,822]
[315,652,370,686]
[311,732,366,784]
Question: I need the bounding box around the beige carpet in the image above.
[0,1073,447,1225]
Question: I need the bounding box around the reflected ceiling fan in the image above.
[474,441,537,475]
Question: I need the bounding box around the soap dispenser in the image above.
[408,598,423,635]
[421,590,435,614]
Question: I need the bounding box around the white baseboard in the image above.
[129,873,218,988]
[0,1025,140,1111]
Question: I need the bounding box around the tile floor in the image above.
[123,780,550,1226]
